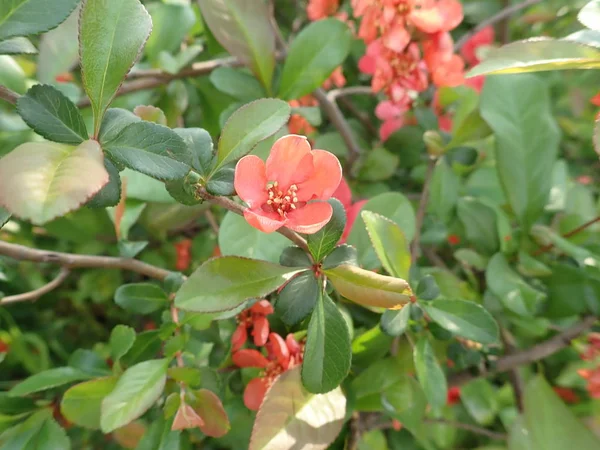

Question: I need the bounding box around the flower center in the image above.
[266,181,299,217]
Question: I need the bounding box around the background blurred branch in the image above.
[0,267,70,305]
[0,85,19,105]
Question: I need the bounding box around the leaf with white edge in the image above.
[422,299,499,344]
[79,0,152,135]
[362,211,411,279]
[109,325,136,363]
[102,121,191,181]
[0,140,109,225]
[175,257,303,313]
[215,99,290,171]
[468,38,600,77]
[250,366,346,450]
[414,338,447,409]
[279,19,351,100]
[307,199,346,263]
[0,0,80,41]
[0,37,36,54]
[60,376,118,430]
[115,283,170,315]
[101,359,169,433]
[579,0,600,31]
[324,264,412,309]
[302,292,352,393]
[10,367,93,397]
[198,0,276,92]
[17,84,88,144]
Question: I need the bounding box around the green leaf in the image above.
[512,376,600,450]
[250,366,346,450]
[144,2,195,63]
[279,19,351,100]
[60,377,118,430]
[322,244,358,269]
[198,0,275,92]
[0,412,71,450]
[87,159,121,208]
[468,39,600,77]
[218,211,290,263]
[480,74,560,229]
[0,37,36,55]
[382,375,427,432]
[0,207,10,229]
[102,121,191,181]
[175,257,302,313]
[37,7,78,84]
[215,99,290,171]
[206,166,235,196]
[109,325,136,363]
[0,0,80,41]
[324,264,412,309]
[416,275,440,301]
[457,197,500,255]
[460,379,498,426]
[10,367,93,397]
[115,283,169,315]
[428,160,460,222]
[423,299,499,344]
[347,192,415,270]
[302,292,351,393]
[0,140,109,225]
[276,271,320,326]
[79,0,152,135]
[210,67,265,101]
[358,147,399,181]
[133,105,166,125]
[352,358,405,412]
[68,349,111,377]
[413,338,447,409]
[362,211,411,279]
[174,127,214,176]
[121,331,162,367]
[280,246,312,267]
[307,199,346,262]
[381,305,411,337]
[98,108,141,144]
[579,1,600,31]
[101,359,169,433]
[17,84,88,144]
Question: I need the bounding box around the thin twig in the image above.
[0,85,19,105]
[424,419,508,441]
[450,316,597,386]
[338,97,378,136]
[454,0,544,51]
[0,267,70,305]
[533,216,600,256]
[410,157,437,264]
[500,328,525,411]
[346,412,361,450]
[205,210,220,234]
[422,247,449,271]
[326,86,373,102]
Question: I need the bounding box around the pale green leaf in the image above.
[60,377,118,430]
[0,0,80,41]
[0,37,36,55]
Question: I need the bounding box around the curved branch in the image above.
[0,267,70,305]
[0,85,19,105]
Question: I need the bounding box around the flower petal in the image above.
[266,135,314,190]
[286,202,333,234]
[232,349,269,368]
[251,299,274,315]
[244,377,269,411]
[234,156,268,208]
[296,150,342,201]
[243,209,286,233]
[231,323,248,353]
[268,333,290,368]
[332,177,352,209]
[252,316,270,347]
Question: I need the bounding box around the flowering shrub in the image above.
[0,0,600,449]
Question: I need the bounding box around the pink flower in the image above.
[234,135,342,234]
[460,26,494,66]
[231,300,274,352]
[322,66,347,90]
[423,32,465,87]
[376,99,411,141]
[409,0,463,34]
[307,0,340,21]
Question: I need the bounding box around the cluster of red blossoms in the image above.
[230,300,304,410]
[578,332,600,399]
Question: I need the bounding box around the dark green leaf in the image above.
[68,349,111,377]
[423,299,499,344]
[115,283,169,315]
[209,67,265,101]
[198,0,275,91]
[0,37,36,55]
[121,331,162,366]
[60,377,118,430]
[414,338,447,409]
[10,367,93,397]
[174,127,214,176]
[307,199,346,262]
[0,412,71,449]
[382,375,427,432]
[98,108,141,144]
[0,0,80,41]
[0,207,10,229]
[358,147,399,181]
[460,379,498,426]
[87,159,121,208]
[165,173,202,206]
[215,99,290,170]
[175,257,302,313]
[428,159,460,222]
[302,292,351,393]
[362,211,411,278]
[381,305,411,337]
[101,359,169,433]
[322,244,358,269]
[457,197,499,255]
[279,19,351,100]
[480,74,560,229]
[280,246,313,267]
[416,275,441,301]
[80,0,152,135]
[102,121,191,181]
[206,166,235,196]
[109,325,136,363]
[276,271,319,326]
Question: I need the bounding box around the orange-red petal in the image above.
[286,201,333,234]
[252,316,270,347]
[266,135,314,190]
[243,209,286,233]
[232,349,269,368]
[251,299,274,315]
[332,177,352,209]
[244,377,269,411]
[296,150,342,201]
[231,323,248,353]
[234,155,268,208]
[268,333,290,368]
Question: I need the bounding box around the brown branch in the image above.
[410,157,437,264]
[533,216,600,256]
[0,267,70,305]
[450,316,597,386]
[0,240,172,280]
[455,0,544,51]
[500,327,525,411]
[346,412,361,450]
[326,86,373,102]
[0,85,19,105]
